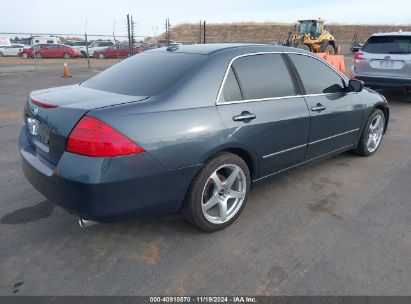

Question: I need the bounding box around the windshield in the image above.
[82,52,206,96]
[362,35,411,54]
[299,21,320,36]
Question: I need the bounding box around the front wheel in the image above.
[34,53,42,59]
[183,152,251,232]
[63,52,71,59]
[98,53,105,59]
[355,109,385,156]
[22,53,29,59]
[324,44,336,55]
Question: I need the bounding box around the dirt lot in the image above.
[0,57,120,75]
[0,58,411,295]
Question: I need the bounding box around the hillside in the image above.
[167,22,411,44]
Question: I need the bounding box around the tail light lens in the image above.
[66,116,144,157]
[353,52,364,62]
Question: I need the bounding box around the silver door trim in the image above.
[308,128,360,145]
[253,144,355,182]
[262,144,307,159]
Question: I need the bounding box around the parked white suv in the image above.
[86,41,114,57]
[350,32,411,90]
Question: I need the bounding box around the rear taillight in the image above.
[66,116,144,157]
[353,52,364,62]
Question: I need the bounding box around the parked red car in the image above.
[93,44,143,59]
[19,44,81,59]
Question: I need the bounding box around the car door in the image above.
[41,44,54,57]
[287,53,365,159]
[216,53,310,178]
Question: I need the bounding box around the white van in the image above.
[31,36,61,45]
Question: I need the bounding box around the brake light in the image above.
[66,116,144,157]
[353,52,364,62]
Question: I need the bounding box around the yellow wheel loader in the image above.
[285,19,338,54]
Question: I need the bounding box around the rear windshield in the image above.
[362,35,411,54]
[82,52,205,96]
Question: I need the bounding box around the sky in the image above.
[1,0,410,38]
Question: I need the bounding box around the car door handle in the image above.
[232,112,256,122]
[311,104,326,112]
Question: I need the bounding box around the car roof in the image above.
[372,31,411,37]
[147,43,302,55]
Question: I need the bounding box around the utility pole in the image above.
[113,20,120,62]
[165,18,171,44]
[131,15,136,55]
[199,20,202,44]
[126,14,132,56]
[203,20,206,44]
[84,20,90,69]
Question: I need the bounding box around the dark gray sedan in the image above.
[19,44,389,231]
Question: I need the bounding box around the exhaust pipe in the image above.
[78,217,98,228]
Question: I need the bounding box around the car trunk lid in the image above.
[24,84,148,165]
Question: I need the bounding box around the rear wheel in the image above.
[34,53,42,59]
[98,53,105,59]
[63,52,71,59]
[355,109,385,156]
[183,152,251,232]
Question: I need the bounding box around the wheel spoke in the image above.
[372,136,378,147]
[202,194,219,212]
[218,200,228,221]
[225,166,240,188]
[367,136,373,147]
[229,190,245,199]
[210,172,223,189]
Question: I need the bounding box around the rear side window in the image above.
[218,67,242,103]
[232,54,296,100]
[289,54,345,95]
[82,52,205,96]
[362,35,411,54]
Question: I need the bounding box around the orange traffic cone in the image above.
[62,62,72,78]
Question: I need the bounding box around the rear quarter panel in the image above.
[90,103,260,176]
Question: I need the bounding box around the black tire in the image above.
[297,43,311,52]
[98,53,105,59]
[183,152,251,232]
[35,53,42,59]
[324,44,335,55]
[64,52,71,59]
[355,109,385,156]
[22,52,29,59]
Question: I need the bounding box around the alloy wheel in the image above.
[366,114,384,153]
[201,164,247,224]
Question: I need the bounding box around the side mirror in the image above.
[349,79,364,92]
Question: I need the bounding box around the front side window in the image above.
[231,54,296,100]
[289,54,345,95]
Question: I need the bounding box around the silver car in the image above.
[350,32,411,90]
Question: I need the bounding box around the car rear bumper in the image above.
[19,127,198,222]
[351,68,411,89]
